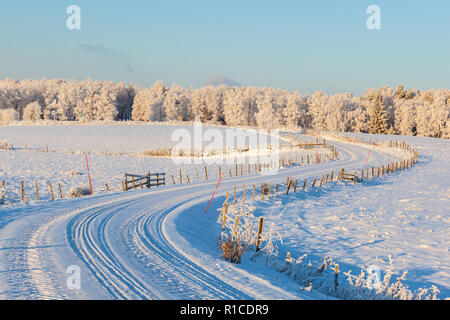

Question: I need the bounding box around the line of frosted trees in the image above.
[0,78,448,138]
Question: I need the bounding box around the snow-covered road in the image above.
[0,139,405,299]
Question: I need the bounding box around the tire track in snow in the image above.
[9,138,402,299]
[67,200,156,300]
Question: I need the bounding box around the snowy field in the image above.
[0,123,333,204]
[0,123,447,300]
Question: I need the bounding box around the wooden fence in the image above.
[124,172,166,191]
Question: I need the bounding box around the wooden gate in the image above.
[124,172,165,191]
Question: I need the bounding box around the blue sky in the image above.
[0,0,449,95]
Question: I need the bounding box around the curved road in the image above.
[0,138,403,299]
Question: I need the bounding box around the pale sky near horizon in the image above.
[0,0,449,95]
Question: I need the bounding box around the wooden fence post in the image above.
[205,166,208,180]
[303,179,307,191]
[286,180,292,194]
[294,179,298,192]
[256,217,264,251]
[59,183,63,199]
[242,184,246,203]
[252,185,255,201]
[132,175,136,190]
[21,180,24,202]
[124,174,128,191]
[195,167,199,181]
[222,202,229,230]
[35,180,39,200]
[171,174,176,185]
[49,183,54,200]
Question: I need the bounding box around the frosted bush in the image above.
[0,109,19,122]
[23,102,43,120]
[0,140,14,150]
[68,186,91,197]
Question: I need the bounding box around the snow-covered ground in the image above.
[219,133,449,298]
[0,123,333,204]
[0,124,447,300]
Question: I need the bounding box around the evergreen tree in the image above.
[368,93,388,134]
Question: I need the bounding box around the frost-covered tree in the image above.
[0,108,20,122]
[73,79,119,121]
[164,83,190,121]
[255,93,279,129]
[394,100,417,135]
[308,91,329,131]
[132,81,167,121]
[116,82,136,121]
[23,101,43,120]
[395,85,406,99]
[203,85,225,124]
[190,88,209,122]
[283,91,304,129]
[368,93,389,134]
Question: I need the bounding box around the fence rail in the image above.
[124,172,165,191]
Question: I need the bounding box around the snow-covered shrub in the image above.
[274,252,441,300]
[23,101,43,120]
[0,187,5,205]
[259,223,282,265]
[0,140,14,150]
[218,231,248,264]
[0,109,20,122]
[68,186,91,198]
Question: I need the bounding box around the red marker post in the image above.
[85,154,93,195]
[205,174,224,214]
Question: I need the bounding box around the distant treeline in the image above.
[0,78,448,138]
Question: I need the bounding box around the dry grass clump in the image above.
[261,183,271,195]
[141,148,173,157]
[218,233,248,264]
